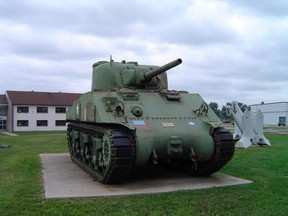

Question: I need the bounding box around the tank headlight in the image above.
[131,106,143,117]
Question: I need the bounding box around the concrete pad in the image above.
[40,153,252,199]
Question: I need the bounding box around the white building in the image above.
[2,90,81,132]
[250,102,288,126]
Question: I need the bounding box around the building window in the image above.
[0,119,6,130]
[55,107,66,113]
[55,120,66,126]
[37,120,48,127]
[37,107,48,113]
[17,106,29,113]
[0,107,7,116]
[17,120,29,127]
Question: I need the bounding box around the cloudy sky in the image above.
[0,0,287,107]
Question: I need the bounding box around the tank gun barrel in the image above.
[144,58,182,81]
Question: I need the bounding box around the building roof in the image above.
[6,91,82,106]
[250,101,288,106]
[0,94,8,105]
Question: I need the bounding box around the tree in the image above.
[208,102,220,118]
[237,102,249,113]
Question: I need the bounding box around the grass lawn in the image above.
[0,131,287,216]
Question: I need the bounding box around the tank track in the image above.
[161,127,235,176]
[67,122,136,184]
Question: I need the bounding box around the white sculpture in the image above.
[227,101,271,148]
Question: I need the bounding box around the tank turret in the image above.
[66,58,235,184]
[91,58,182,91]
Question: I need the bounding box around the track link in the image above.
[193,127,235,176]
[67,122,136,184]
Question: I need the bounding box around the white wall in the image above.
[13,105,68,131]
[251,102,288,125]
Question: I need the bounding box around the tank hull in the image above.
[66,89,234,183]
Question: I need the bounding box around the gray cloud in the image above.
[0,0,287,107]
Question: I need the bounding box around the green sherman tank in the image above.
[66,58,234,184]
